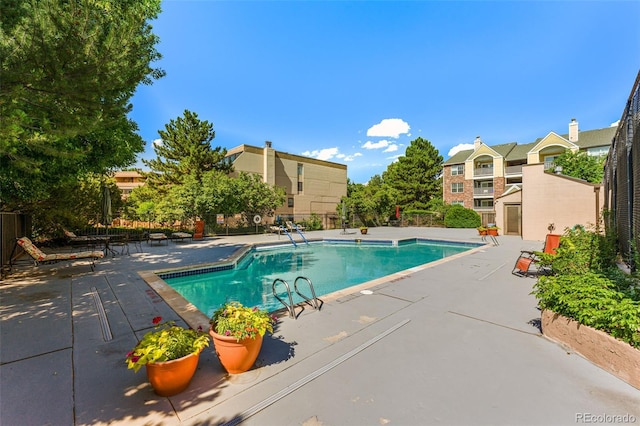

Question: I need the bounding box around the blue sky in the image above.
[129,1,640,184]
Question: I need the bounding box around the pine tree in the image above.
[382,137,443,209]
[143,110,232,187]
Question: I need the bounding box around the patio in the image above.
[1,227,638,425]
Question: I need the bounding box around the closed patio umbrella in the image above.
[101,185,113,229]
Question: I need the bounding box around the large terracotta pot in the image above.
[209,327,263,374]
[145,352,200,397]
[487,228,499,236]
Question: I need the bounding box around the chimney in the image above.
[265,140,272,148]
[474,136,482,150]
[568,118,578,142]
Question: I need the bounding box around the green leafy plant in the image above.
[443,205,481,228]
[210,302,276,341]
[126,317,210,372]
[532,273,640,348]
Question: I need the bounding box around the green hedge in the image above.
[443,205,481,228]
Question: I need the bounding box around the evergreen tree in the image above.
[382,137,443,209]
[143,110,232,187]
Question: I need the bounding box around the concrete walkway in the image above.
[1,227,638,426]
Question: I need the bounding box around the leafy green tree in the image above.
[382,137,443,210]
[1,0,163,215]
[232,173,286,225]
[143,110,232,187]
[553,150,605,183]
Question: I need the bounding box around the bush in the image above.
[443,205,481,228]
[532,273,640,348]
[531,226,640,348]
[302,213,323,231]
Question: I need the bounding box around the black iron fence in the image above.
[603,70,640,271]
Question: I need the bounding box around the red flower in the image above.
[152,316,162,325]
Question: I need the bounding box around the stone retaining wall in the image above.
[541,310,640,390]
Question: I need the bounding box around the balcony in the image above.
[505,165,523,175]
[474,167,494,177]
[473,188,494,197]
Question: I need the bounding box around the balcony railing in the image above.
[474,167,494,177]
[505,165,523,175]
[473,188,494,196]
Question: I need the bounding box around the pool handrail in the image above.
[280,227,297,247]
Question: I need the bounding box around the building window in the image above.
[288,197,294,208]
[451,165,464,175]
[451,182,463,193]
[451,201,464,206]
[297,163,303,175]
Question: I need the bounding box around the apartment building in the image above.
[115,142,348,228]
[443,119,617,239]
[225,141,347,227]
[113,170,146,199]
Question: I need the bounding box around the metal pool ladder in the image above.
[272,276,322,319]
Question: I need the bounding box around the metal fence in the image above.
[603,70,640,271]
[1,213,31,275]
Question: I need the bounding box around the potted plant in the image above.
[209,301,276,374]
[360,226,368,235]
[487,226,500,236]
[476,226,488,236]
[126,316,209,396]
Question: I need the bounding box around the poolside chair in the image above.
[148,233,168,245]
[12,237,104,271]
[171,231,193,242]
[286,221,305,232]
[194,220,205,240]
[512,234,561,277]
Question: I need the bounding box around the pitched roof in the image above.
[444,125,617,165]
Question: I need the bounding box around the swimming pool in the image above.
[162,239,480,316]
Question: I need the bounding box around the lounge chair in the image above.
[148,233,168,245]
[512,234,561,277]
[12,237,104,271]
[171,232,192,242]
[286,221,305,232]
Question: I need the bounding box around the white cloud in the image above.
[610,120,620,127]
[383,144,398,153]
[367,118,410,138]
[448,143,475,157]
[301,147,339,161]
[386,154,402,161]
[362,140,390,150]
[153,138,163,146]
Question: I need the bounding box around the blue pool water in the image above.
[163,239,478,315]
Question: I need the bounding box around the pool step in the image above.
[272,276,322,319]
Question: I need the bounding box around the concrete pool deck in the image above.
[1,227,639,425]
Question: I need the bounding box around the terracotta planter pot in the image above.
[209,327,263,374]
[487,228,499,236]
[145,352,200,397]
[478,230,487,236]
[360,228,368,235]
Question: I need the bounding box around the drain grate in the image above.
[90,287,113,341]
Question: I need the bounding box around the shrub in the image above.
[443,205,481,228]
[550,226,617,275]
[302,213,323,231]
[532,273,640,348]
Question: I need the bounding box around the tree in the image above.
[143,110,232,187]
[1,0,163,225]
[553,150,605,183]
[232,173,286,225]
[382,137,443,210]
